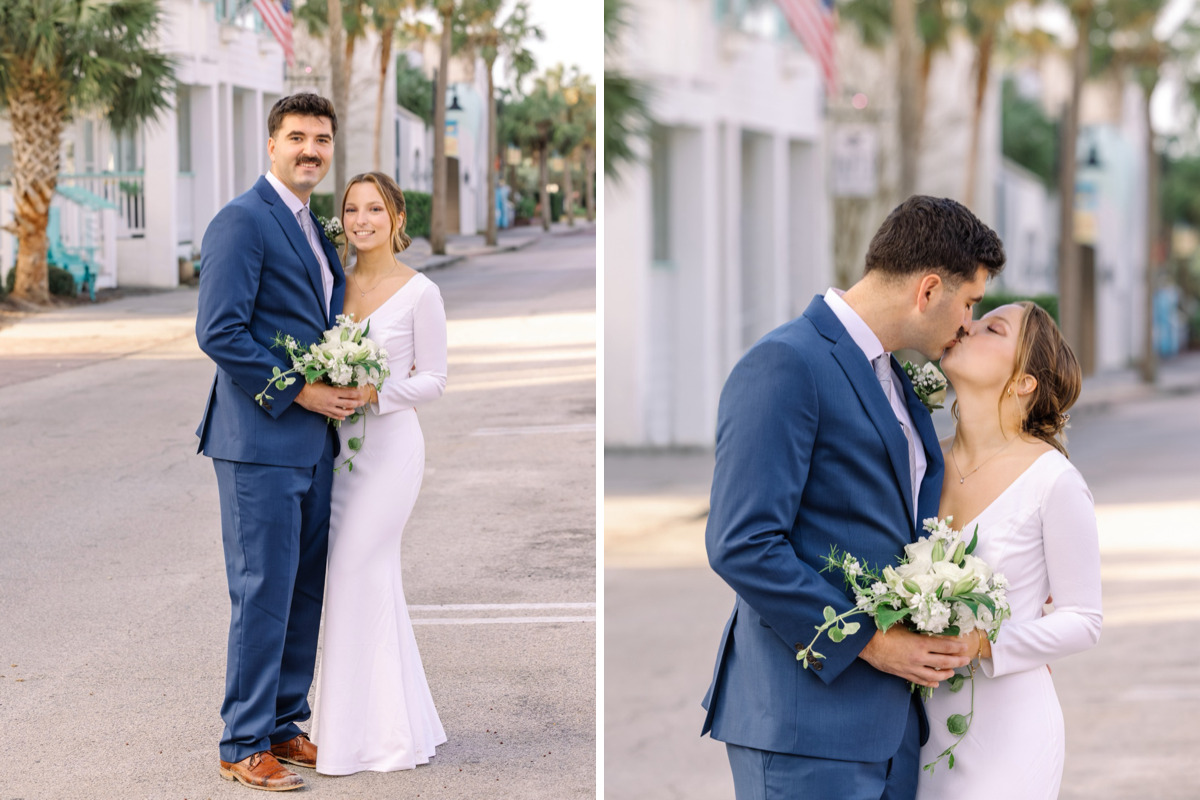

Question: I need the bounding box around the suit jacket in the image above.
[701,295,944,763]
[195,175,345,467]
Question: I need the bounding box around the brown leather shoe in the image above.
[219,751,304,792]
[270,732,317,769]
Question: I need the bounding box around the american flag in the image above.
[253,0,295,67]
[776,0,837,96]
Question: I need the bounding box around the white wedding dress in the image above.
[311,272,449,775]
[917,450,1103,799]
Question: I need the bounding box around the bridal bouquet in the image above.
[903,360,948,412]
[795,517,1011,773]
[255,314,391,472]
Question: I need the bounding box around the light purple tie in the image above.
[875,354,918,517]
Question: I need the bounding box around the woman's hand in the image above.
[965,628,992,661]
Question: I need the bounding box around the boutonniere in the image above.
[317,215,345,246]
[903,360,948,412]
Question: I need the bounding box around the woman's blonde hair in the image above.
[1009,301,1082,456]
[339,171,412,261]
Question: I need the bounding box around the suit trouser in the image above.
[212,433,334,763]
[726,696,922,800]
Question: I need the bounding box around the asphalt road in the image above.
[605,380,1200,800]
[0,229,596,799]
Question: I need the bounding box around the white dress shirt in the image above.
[265,170,333,315]
[824,287,927,518]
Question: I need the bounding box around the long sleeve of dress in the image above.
[984,465,1103,678]
[373,280,448,415]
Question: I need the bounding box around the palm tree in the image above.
[566,73,597,223]
[296,0,371,202]
[0,0,174,305]
[369,0,411,171]
[429,0,458,255]
[603,0,649,179]
[454,0,542,245]
[504,74,567,231]
[962,0,1012,206]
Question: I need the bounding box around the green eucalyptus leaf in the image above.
[828,627,846,643]
[823,606,837,624]
[948,753,955,770]
[843,621,861,635]
[942,625,960,637]
[947,674,966,693]
[875,606,912,631]
[946,714,969,736]
[348,437,363,451]
[965,525,980,555]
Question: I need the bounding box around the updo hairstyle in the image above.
[1010,301,1081,456]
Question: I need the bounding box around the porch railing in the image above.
[57,172,145,238]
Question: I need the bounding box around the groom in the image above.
[196,93,370,792]
[702,196,1006,798]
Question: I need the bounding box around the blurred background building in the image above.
[605,0,1200,450]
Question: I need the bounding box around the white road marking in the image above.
[412,616,595,625]
[469,423,596,436]
[409,602,596,611]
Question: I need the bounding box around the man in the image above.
[196,93,370,792]
[702,196,1006,799]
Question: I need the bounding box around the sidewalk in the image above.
[404,219,594,271]
[604,349,1200,567]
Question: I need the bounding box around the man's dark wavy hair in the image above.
[864,195,1006,284]
[267,93,338,139]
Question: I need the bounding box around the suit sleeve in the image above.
[983,466,1103,677]
[195,204,304,417]
[706,341,873,684]
[373,280,448,414]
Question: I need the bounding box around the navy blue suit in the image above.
[196,175,345,763]
[702,296,944,798]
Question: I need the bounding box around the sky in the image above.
[504,0,604,89]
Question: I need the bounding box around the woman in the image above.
[917,302,1103,799]
[310,172,448,775]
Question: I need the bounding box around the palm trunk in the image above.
[431,8,452,255]
[485,55,498,246]
[9,81,64,305]
[328,0,348,203]
[538,142,550,232]
[373,18,397,171]
[964,26,995,206]
[563,150,575,227]
[1057,8,1090,354]
[584,144,595,222]
[893,0,920,198]
[1142,81,1159,383]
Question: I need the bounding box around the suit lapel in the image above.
[255,177,328,322]
[899,366,946,533]
[805,296,917,529]
[829,339,917,528]
[309,209,345,326]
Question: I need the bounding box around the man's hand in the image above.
[294,383,372,421]
[858,627,974,688]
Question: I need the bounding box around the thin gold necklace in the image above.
[950,436,1017,484]
[350,262,398,297]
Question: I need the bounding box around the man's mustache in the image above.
[295,158,323,167]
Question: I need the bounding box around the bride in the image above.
[917,301,1103,799]
[308,171,449,775]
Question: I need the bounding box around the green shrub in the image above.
[975,292,1059,324]
[404,191,431,240]
[310,192,336,220]
[515,194,536,221]
[5,265,81,297]
[550,191,564,222]
[48,264,76,296]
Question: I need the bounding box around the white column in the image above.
[722,121,742,375]
[697,119,724,445]
[772,131,790,326]
[219,82,235,205]
[193,83,221,246]
[138,107,180,287]
[252,89,265,177]
[601,142,653,447]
